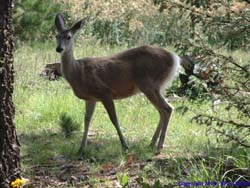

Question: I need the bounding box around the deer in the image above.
[55,13,181,154]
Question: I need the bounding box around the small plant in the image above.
[137,177,162,188]
[59,113,81,138]
[121,174,129,188]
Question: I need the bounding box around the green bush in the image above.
[14,0,63,42]
[91,18,131,46]
[59,113,81,138]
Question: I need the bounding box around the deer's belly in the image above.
[72,88,98,101]
[112,84,140,99]
[70,81,140,101]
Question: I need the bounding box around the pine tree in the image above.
[0,0,21,187]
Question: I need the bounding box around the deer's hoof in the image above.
[122,145,129,154]
[155,149,161,155]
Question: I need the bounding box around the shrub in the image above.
[14,0,63,42]
[171,0,250,147]
[59,113,81,138]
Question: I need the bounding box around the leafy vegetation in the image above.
[170,0,250,148]
[59,113,81,138]
[14,0,62,42]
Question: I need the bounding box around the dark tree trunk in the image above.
[0,0,21,187]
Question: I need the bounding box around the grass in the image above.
[13,42,250,187]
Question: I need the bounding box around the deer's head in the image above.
[55,13,86,54]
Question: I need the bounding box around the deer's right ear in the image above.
[55,13,65,32]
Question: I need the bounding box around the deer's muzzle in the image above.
[56,46,63,53]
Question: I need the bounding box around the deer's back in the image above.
[73,45,175,100]
[115,45,175,82]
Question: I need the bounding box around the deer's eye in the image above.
[66,35,71,40]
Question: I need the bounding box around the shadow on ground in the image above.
[19,131,250,188]
[19,130,156,187]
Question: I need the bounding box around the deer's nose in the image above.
[56,46,63,53]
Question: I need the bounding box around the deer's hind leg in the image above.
[150,113,164,148]
[138,81,173,154]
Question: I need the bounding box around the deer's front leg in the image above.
[79,100,96,154]
[101,95,129,152]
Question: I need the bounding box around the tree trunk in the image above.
[0,0,21,187]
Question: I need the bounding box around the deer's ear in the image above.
[71,17,87,34]
[55,13,65,32]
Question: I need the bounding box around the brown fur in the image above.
[64,45,174,101]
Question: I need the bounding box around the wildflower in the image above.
[11,178,27,188]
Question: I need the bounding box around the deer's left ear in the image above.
[71,17,87,34]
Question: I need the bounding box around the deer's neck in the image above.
[60,50,77,80]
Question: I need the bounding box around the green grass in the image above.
[13,42,250,187]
